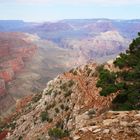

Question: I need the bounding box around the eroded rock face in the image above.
[0,32,37,114]
[60,31,130,64]
[0,68,14,82]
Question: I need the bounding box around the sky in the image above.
[0,0,140,22]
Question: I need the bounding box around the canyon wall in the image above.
[0,33,37,114]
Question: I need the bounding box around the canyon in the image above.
[0,19,139,139]
[0,19,140,117]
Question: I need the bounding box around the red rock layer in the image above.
[0,68,14,82]
[0,33,37,98]
[0,46,10,57]
[63,63,118,114]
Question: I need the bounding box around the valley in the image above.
[0,19,140,116]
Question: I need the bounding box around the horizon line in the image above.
[0,18,140,23]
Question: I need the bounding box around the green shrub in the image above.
[114,53,128,68]
[114,103,133,111]
[100,85,118,96]
[96,67,117,96]
[48,128,69,138]
[113,92,128,104]
[40,111,49,122]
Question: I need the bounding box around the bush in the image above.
[116,82,125,89]
[100,85,118,96]
[114,103,133,111]
[113,53,128,68]
[48,128,69,138]
[68,80,75,87]
[55,108,60,113]
[60,104,64,110]
[40,111,49,122]
[113,92,128,104]
[96,67,117,96]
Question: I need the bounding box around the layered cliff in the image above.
[0,32,37,114]
[60,31,130,64]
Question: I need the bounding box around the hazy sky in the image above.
[0,0,140,21]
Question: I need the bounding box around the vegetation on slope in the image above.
[97,33,140,110]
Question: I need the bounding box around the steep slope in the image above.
[8,39,71,99]
[0,62,138,140]
[0,32,37,115]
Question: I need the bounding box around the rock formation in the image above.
[0,32,37,114]
[1,62,139,140]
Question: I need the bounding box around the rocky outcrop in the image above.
[74,111,140,140]
[2,62,126,140]
[0,62,138,140]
